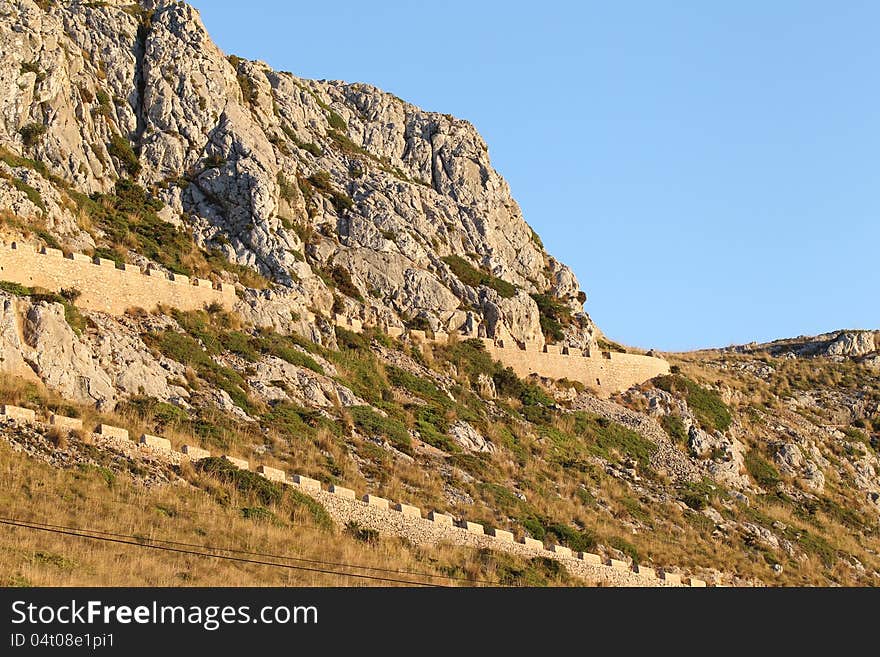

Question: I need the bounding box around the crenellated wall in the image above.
[0,239,664,394]
[398,330,669,397]
[0,242,236,315]
[479,338,670,396]
[0,403,713,586]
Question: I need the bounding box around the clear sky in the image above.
[190,1,879,352]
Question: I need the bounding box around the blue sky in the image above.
[190,1,879,351]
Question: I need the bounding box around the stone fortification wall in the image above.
[0,238,663,395]
[0,242,235,315]
[480,339,670,396]
[398,329,669,397]
[1,403,716,587]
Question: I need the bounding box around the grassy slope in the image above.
[658,351,880,585]
[0,439,578,587]
[3,301,880,585]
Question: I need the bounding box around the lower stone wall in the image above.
[0,402,719,587]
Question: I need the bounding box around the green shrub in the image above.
[841,426,869,444]
[241,506,276,523]
[119,395,189,428]
[529,227,544,248]
[305,171,353,213]
[530,293,573,343]
[387,366,450,407]
[436,338,497,380]
[0,170,45,211]
[745,450,781,488]
[92,247,124,267]
[299,141,323,157]
[660,414,688,444]
[320,264,363,301]
[0,280,32,296]
[72,180,196,276]
[326,129,370,158]
[19,123,47,148]
[572,412,657,469]
[4,285,85,336]
[349,405,411,453]
[415,406,458,452]
[276,172,298,203]
[654,375,731,433]
[146,330,254,413]
[678,479,717,511]
[345,520,379,544]
[235,71,258,104]
[202,249,270,289]
[544,522,598,552]
[288,488,333,530]
[327,110,347,131]
[797,530,836,567]
[494,554,571,586]
[196,456,282,506]
[522,516,545,541]
[596,337,627,353]
[442,254,517,299]
[259,333,323,374]
[334,326,370,351]
[0,147,58,184]
[203,153,226,169]
[94,89,112,118]
[107,134,140,176]
[608,536,640,565]
[330,338,390,404]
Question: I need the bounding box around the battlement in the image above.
[1,402,725,586]
[0,237,662,394]
[482,339,670,396]
[0,241,236,315]
[369,326,670,397]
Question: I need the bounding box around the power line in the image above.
[17,490,490,585]
[11,513,490,585]
[0,516,448,587]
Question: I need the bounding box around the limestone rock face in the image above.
[774,443,805,474]
[85,313,187,402]
[21,300,117,408]
[0,0,595,348]
[0,296,36,380]
[246,354,364,409]
[1,291,194,411]
[449,420,495,453]
[825,331,878,358]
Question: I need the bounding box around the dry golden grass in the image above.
[3,309,878,588]
[0,440,579,587]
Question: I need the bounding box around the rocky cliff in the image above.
[0,0,593,350]
[727,330,880,366]
[2,1,879,588]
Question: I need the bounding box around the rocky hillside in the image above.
[1,0,879,588]
[726,329,880,365]
[0,0,592,350]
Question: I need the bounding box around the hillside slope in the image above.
[0,0,878,588]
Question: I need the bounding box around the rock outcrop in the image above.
[0,0,594,349]
[729,329,879,361]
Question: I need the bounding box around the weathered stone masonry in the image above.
[478,338,670,396]
[408,332,670,397]
[0,241,666,394]
[0,404,712,586]
[0,242,235,314]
